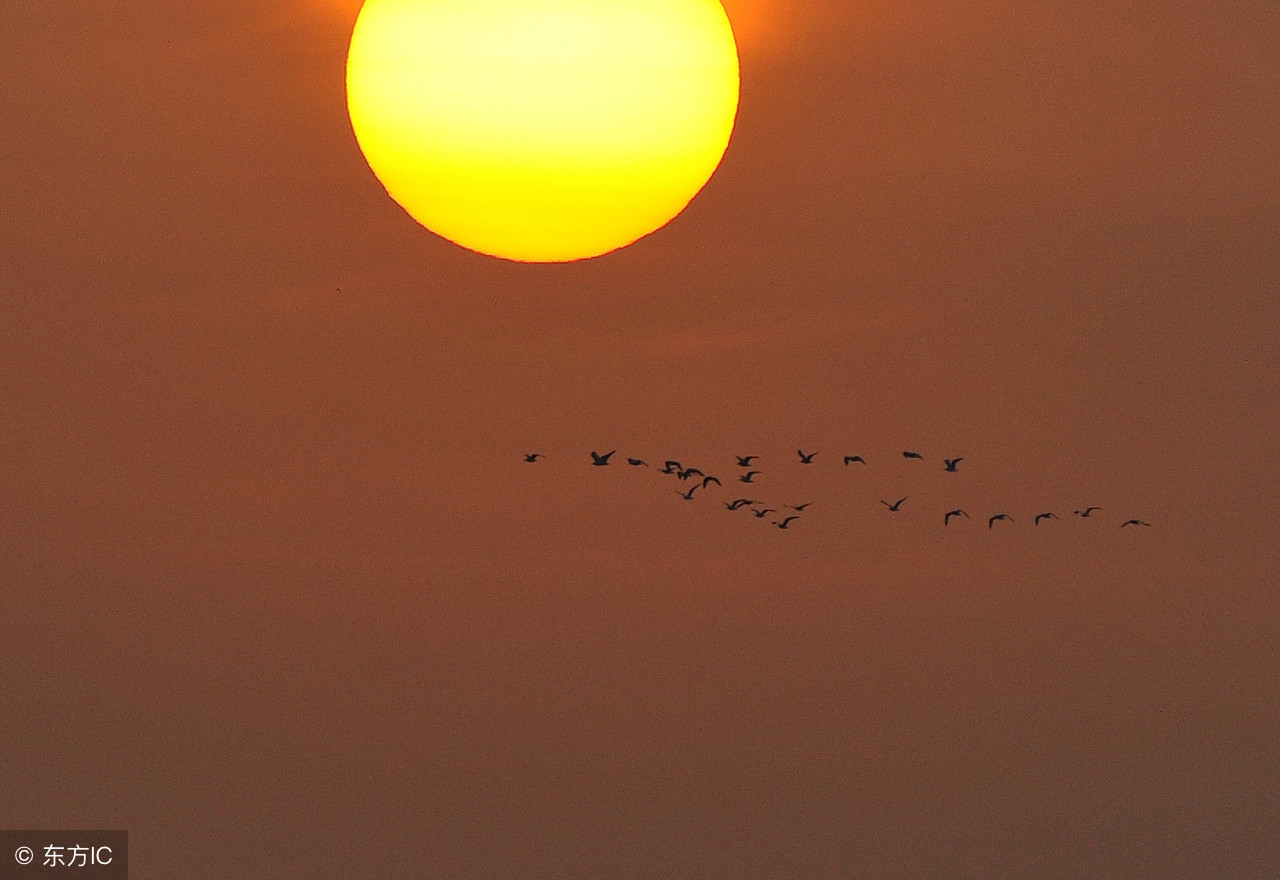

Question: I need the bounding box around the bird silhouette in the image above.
[843,455,867,466]
[736,455,759,467]
[797,449,818,464]
[774,516,800,529]
[752,508,776,518]
[661,460,682,474]
[725,499,755,511]
[1035,512,1058,526]
[701,476,722,489]
[677,467,704,481]
[903,451,923,460]
[787,502,813,511]
[523,453,542,462]
[590,450,616,466]
[676,486,700,501]
[739,471,761,483]
[881,497,908,512]
[1074,507,1101,517]
[988,513,1013,528]
[944,509,968,525]
[627,458,647,467]
[1121,519,1151,528]
[944,457,963,471]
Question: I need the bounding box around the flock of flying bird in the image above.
[522,449,1152,532]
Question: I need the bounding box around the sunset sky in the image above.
[2,1,1278,877]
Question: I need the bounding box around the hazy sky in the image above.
[2,2,1278,878]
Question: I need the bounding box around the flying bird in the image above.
[881,497,908,512]
[676,486,700,501]
[590,450,616,466]
[903,451,923,460]
[735,455,759,467]
[843,455,866,466]
[944,457,963,472]
[1074,507,1101,517]
[944,509,968,525]
[988,513,1013,528]
[677,467,704,481]
[523,453,542,462]
[786,502,813,511]
[700,476,722,489]
[627,458,647,467]
[774,516,800,529]
[797,449,818,464]
[1121,519,1151,528]
[1035,512,1058,526]
[739,471,761,483]
[752,508,776,518]
[725,499,755,511]
[661,460,682,474]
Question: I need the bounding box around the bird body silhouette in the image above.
[989,514,1013,528]
[944,509,968,525]
[944,457,963,471]
[661,460,681,474]
[1035,512,1057,526]
[591,450,616,466]
[523,453,542,462]
[627,458,647,467]
[739,471,761,483]
[677,486,700,501]
[677,467,704,481]
[726,499,755,511]
[797,449,817,464]
[881,497,908,512]
[753,508,776,518]
[701,476,722,489]
[736,455,759,467]
[787,502,813,511]
[1121,519,1151,527]
[843,455,866,466]
[1074,507,1101,517]
[903,451,923,460]
[774,516,800,529]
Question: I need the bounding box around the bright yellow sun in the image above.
[346,0,740,262]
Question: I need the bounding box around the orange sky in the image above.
[2,1,1278,877]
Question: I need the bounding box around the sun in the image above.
[346,0,740,262]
